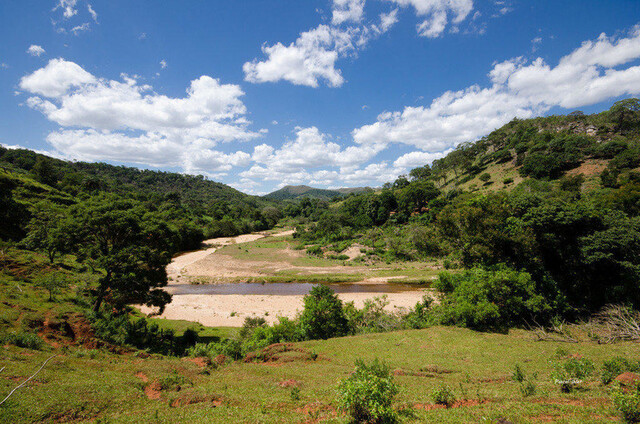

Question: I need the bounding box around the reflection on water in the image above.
[171,282,426,296]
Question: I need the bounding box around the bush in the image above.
[520,380,537,398]
[306,245,323,256]
[432,267,549,331]
[479,173,491,183]
[299,285,349,340]
[551,357,594,392]
[503,177,514,185]
[612,384,640,423]
[602,357,640,385]
[337,359,399,424]
[431,385,456,407]
[0,331,45,350]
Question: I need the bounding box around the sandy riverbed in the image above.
[139,230,431,327]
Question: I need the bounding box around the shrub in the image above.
[299,285,349,340]
[551,357,594,392]
[612,384,640,423]
[503,177,514,185]
[479,173,491,183]
[520,380,537,398]
[337,359,399,424]
[0,331,45,350]
[602,357,640,385]
[432,267,549,331]
[431,385,456,407]
[512,363,526,383]
[306,245,323,256]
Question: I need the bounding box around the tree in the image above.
[299,285,349,340]
[23,201,69,263]
[0,175,26,241]
[609,98,640,132]
[409,165,431,181]
[35,272,68,301]
[31,157,57,186]
[71,195,172,313]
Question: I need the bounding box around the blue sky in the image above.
[1,1,640,194]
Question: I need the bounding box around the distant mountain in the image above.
[264,185,372,201]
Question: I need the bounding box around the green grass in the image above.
[1,246,636,423]
[0,326,637,423]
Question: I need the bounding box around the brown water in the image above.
[171,282,426,296]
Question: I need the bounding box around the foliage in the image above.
[551,357,595,393]
[431,384,456,407]
[602,357,640,385]
[612,383,640,423]
[91,312,197,355]
[34,272,68,301]
[299,285,349,340]
[433,267,548,331]
[0,331,45,350]
[337,358,399,424]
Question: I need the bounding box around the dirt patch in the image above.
[615,372,640,387]
[170,394,223,408]
[182,357,210,368]
[413,399,487,410]
[420,365,455,375]
[566,159,608,178]
[342,244,365,260]
[136,372,149,383]
[393,368,437,378]
[144,380,162,400]
[277,379,302,388]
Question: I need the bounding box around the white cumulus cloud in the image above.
[20,58,261,175]
[353,26,640,152]
[27,45,46,57]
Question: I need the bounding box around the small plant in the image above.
[612,384,640,423]
[512,363,526,383]
[553,347,569,358]
[337,358,399,423]
[159,372,187,391]
[520,380,537,398]
[551,357,594,392]
[290,387,301,401]
[306,245,323,256]
[431,384,456,407]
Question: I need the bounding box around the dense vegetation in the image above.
[287,99,640,328]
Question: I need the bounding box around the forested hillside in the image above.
[0,147,281,243]
[286,99,640,327]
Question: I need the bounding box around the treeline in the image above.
[0,147,283,314]
[288,99,640,328]
[0,147,282,241]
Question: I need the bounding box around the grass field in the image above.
[2,244,637,423]
[1,326,637,423]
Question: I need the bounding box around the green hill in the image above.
[265,185,373,201]
[265,185,343,200]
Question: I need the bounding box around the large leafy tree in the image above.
[71,195,173,313]
[23,201,69,263]
[299,285,349,340]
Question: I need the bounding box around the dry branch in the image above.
[0,355,56,407]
